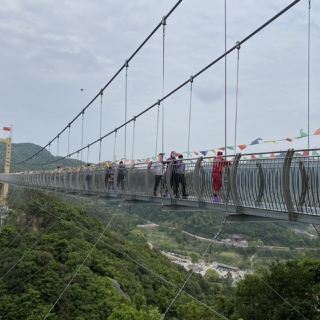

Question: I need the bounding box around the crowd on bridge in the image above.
[20,151,230,203]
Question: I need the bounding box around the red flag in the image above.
[303,150,309,157]
[314,128,320,135]
[238,144,247,151]
[3,127,11,131]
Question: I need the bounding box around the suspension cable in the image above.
[43,215,115,320]
[80,111,85,161]
[161,216,228,319]
[131,117,136,161]
[124,61,129,160]
[113,130,117,162]
[155,100,160,156]
[161,16,166,155]
[14,0,183,165]
[86,145,90,164]
[67,125,71,156]
[99,90,104,164]
[23,0,303,167]
[307,0,311,149]
[234,42,241,154]
[224,0,227,158]
[187,76,194,157]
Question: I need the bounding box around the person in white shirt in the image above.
[152,153,164,196]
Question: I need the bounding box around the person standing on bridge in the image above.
[176,154,188,198]
[117,161,126,191]
[85,163,93,191]
[152,153,164,196]
[212,151,228,203]
[164,151,178,197]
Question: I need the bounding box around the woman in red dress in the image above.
[212,151,227,203]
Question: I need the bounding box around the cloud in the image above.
[0,0,319,162]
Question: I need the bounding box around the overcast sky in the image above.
[0,0,319,162]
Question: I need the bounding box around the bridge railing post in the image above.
[230,153,242,207]
[282,149,296,221]
[193,157,204,205]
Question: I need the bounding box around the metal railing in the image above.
[1,149,320,221]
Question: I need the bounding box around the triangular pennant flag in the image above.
[314,128,320,135]
[200,151,208,156]
[263,140,277,144]
[194,151,199,156]
[219,147,225,151]
[227,146,234,151]
[295,129,308,139]
[285,138,293,142]
[250,138,263,145]
[303,150,309,157]
[211,149,216,155]
[238,144,247,150]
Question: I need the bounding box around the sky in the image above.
[0,0,319,163]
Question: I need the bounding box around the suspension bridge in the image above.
[1,0,319,225]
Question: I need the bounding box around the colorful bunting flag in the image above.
[250,138,263,145]
[303,150,309,157]
[238,144,247,150]
[314,128,320,135]
[296,129,308,139]
[200,151,208,156]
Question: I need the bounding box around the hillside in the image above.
[0,191,232,319]
[0,142,83,172]
[1,190,319,320]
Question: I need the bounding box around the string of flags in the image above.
[129,128,320,164]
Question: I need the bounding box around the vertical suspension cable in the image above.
[86,146,90,164]
[80,110,85,161]
[161,16,166,155]
[224,0,227,156]
[131,117,136,161]
[124,60,129,160]
[67,125,71,157]
[307,0,311,149]
[113,130,117,162]
[155,100,160,156]
[187,76,194,158]
[234,42,241,154]
[99,90,104,164]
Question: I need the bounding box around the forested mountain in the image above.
[0,142,83,172]
[0,191,319,319]
[0,191,233,319]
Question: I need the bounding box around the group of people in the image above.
[151,151,188,198]
[34,151,229,202]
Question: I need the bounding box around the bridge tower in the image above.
[0,128,12,229]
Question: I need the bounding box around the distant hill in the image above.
[0,142,84,172]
